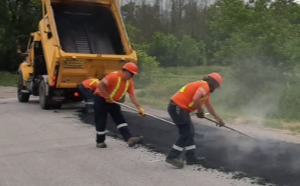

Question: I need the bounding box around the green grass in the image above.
[0,71,18,86]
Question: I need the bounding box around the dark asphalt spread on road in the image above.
[78,110,300,186]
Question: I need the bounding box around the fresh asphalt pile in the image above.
[79,110,300,186]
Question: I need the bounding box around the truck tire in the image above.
[17,73,30,102]
[39,79,51,109]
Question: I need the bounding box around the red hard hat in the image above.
[208,72,222,88]
[122,62,138,74]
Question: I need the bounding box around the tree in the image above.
[206,0,300,112]
[148,32,179,67]
[0,0,41,71]
[122,0,164,42]
[177,35,206,66]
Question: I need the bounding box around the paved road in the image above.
[80,104,300,186]
[0,97,257,186]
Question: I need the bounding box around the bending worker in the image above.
[78,77,100,113]
[166,72,225,168]
[94,62,145,148]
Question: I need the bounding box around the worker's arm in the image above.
[98,79,113,103]
[98,80,110,98]
[129,93,145,116]
[192,89,204,114]
[129,93,141,108]
[205,100,224,126]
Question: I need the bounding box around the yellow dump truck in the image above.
[18,0,137,109]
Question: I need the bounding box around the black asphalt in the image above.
[78,110,300,186]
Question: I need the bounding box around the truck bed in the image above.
[53,2,125,55]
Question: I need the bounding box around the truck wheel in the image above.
[17,73,30,102]
[39,79,51,109]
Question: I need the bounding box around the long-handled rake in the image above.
[114,101,175,126]
[204,116,256,139]
[115,101,255,139]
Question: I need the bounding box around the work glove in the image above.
[105,96,114,103]
[138,107,145,116]
[215,117,225,127]
[196,111,205,118]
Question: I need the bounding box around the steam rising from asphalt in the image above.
[244,90,280,118]
[214,57,286,127]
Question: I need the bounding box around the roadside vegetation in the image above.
[0,71,18,86]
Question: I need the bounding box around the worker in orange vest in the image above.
[94,62,145,148]
[166,72,225,168]
[78,78,100,113]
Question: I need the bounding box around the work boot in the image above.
[165,158,184,169]
[127,136,144,147]
[96,143,107,148]
[166,147,184,168]
[186,156,205,165]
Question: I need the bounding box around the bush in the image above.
[135,49,159,88]
[277,82,300,120]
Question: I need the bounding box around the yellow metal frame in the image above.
[40,0,137,88]
[19,32,42,85]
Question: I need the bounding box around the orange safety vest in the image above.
[171,81,210,112]
[94,71,134,101]
[82,78,100,91]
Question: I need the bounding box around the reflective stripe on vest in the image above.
[88,79,99,86]
[179,81,207,108]
[179,81,202,93]
[110,77,130,99]
[120,80,130,99]
[179,85,187,93]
